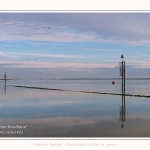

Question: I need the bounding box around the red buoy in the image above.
[112,81,115,84]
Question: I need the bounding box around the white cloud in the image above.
[0,51,20,58]
[2,51,89,59]
[80,47,122,52]
[80,48,107,51]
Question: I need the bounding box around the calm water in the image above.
[0,79,150,137]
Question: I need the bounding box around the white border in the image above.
[0,0,150,11]
[0,0,150,149]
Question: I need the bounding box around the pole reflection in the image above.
[119,94,126,128]
[4,85,6,95]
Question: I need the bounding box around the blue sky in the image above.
[0,13,150,79]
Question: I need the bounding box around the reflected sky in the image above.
[0,81,150,137]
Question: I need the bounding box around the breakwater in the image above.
[13,85,150,98]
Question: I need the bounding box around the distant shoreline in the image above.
[62,78,150,80]
[0,79,14,80]
[0,78,150,81]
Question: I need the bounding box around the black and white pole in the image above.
[120,54,125,95]
[119,55,126,128]
[4,72,6,85]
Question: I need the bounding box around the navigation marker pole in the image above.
[119,55,126,128]
[4,72,6,85]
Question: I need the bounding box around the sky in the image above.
[0,13,150,79]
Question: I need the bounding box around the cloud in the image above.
[80,47,122,52]
[1,13,150,45]
[0,60,116,69]
[130,64,150,68]
[1,51,89,59]
[80,48,108,51]
[0,51,20,58]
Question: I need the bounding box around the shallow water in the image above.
[0,79,150,137]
